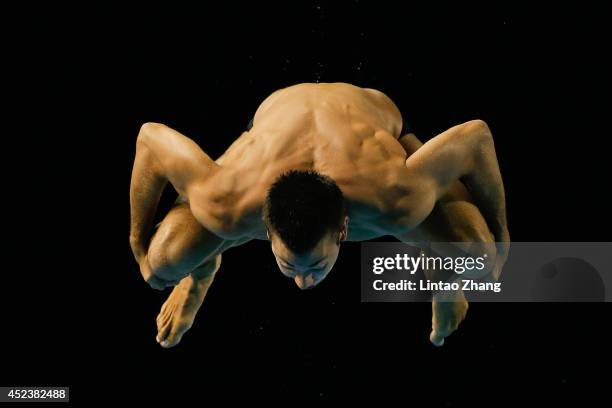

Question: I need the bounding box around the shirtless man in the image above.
[129,82,510,349]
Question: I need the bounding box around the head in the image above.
[263,170,349,289]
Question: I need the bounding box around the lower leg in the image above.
[398,135,493,345]
[156,254,222,348]
[145,203,225,347]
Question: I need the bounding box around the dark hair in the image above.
[263,170,346,253]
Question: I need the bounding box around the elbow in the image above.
[137,122,166,146]
[464,119,492,142]
[457,119,495,178]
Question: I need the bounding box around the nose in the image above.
[294,274,316,290]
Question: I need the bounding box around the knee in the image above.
[148,234,215,279]
[147,244,174,275]
[147,233,185,276]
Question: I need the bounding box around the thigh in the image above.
[422,199,494,243]
[398,194,493,243]
[148,202,227,275]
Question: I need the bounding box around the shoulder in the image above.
[362,87,401,111]
[360,87,403,135]
[254,84,310,117]
[337,165,434,236]
[188,168,265,240]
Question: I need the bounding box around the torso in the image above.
[203,82,414,241]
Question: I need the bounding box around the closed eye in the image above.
[280,257,326,269]
[280,265,297,277]
[313,261,328,270]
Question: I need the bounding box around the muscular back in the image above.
[199,82,414,240]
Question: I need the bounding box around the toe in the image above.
[430,330,445,347]
[160,325,190,348]
[160,299,171,316]
[156,306,173,329]
[156,312,171,331]
[156,319,172,344]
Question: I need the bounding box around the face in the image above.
[268,217,349,290]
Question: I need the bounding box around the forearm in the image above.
[130,122,219,259]
[129,135,167,260]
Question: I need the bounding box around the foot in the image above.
[429,289,469,347]
[155,274,208,348]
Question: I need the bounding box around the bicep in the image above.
[137,122,218,196]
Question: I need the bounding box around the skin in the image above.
[130,82,509,348]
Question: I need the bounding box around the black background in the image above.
[3,1,611,404]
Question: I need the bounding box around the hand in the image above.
[430,290,468,346]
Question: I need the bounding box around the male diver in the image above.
[129,82,510,348]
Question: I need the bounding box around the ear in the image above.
[338,216,349,241]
